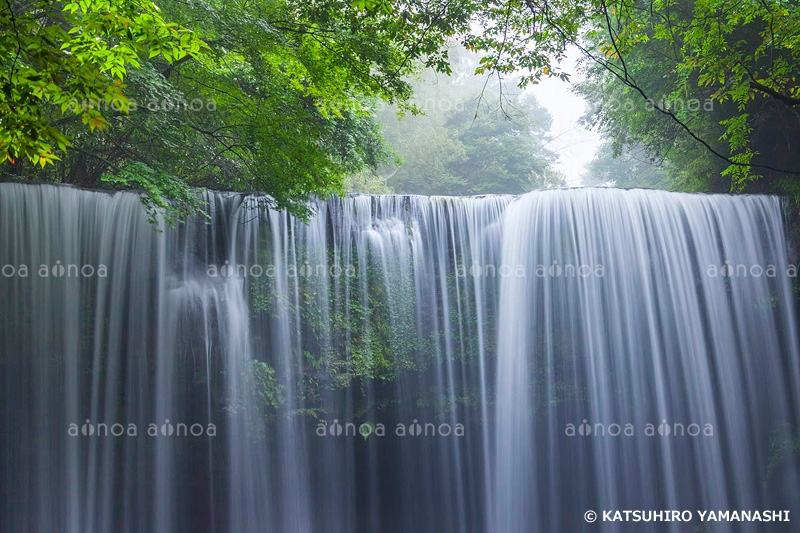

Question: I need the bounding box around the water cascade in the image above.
[1,183,799,532]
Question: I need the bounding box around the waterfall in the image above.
[492,189,800,531]
[1,183,798,532]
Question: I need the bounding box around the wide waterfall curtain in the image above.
[1,183,799,532]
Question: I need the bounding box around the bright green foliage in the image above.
[1,0,206,166]
[3,0,471,219]
[352,0,394,13]
[101,161,205,226]
[676,0,799,187]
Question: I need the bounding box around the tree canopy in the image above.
[3,0,799,209]
[1,0,468,218]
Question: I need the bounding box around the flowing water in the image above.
[1,183,799,532]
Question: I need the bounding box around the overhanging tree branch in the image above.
[748,80,800,106]
[522,0,800,176]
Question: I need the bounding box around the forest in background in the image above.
[2,0,799,212]
[349,46,567,196]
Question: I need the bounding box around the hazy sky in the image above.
[523,47,601,187]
